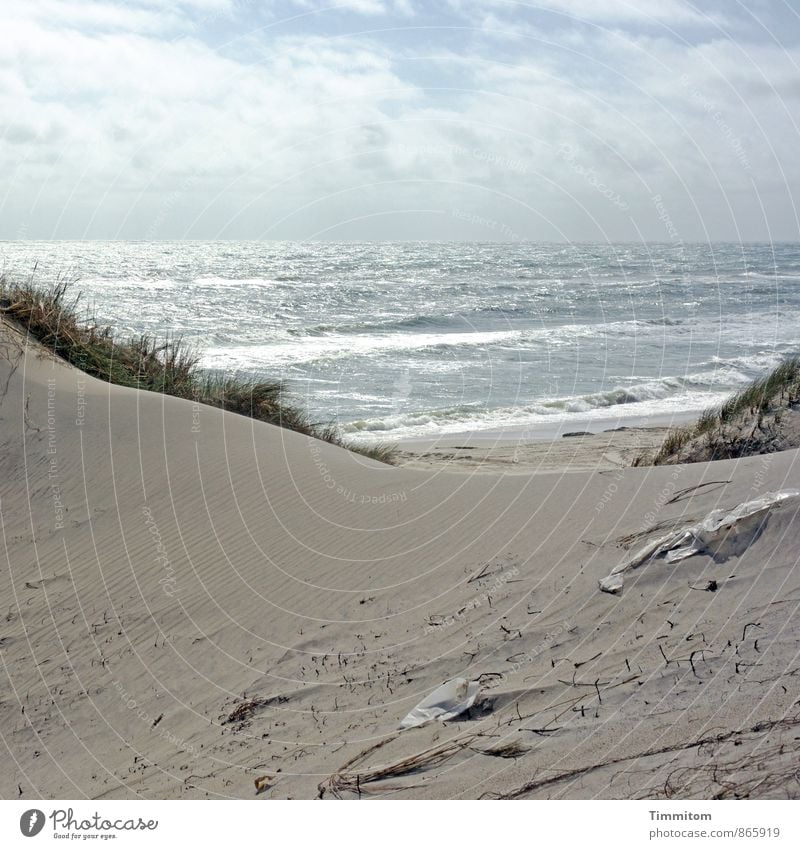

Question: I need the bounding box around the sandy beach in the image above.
[2,316,800,800]
[393,425,674,474]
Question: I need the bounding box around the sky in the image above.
[2,0,800,241]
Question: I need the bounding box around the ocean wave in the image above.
[193,276,280,287]
[292,307,534,338]
[709,351,790,373]
[204,319,692,368]
[549,371,743,412]
[343,370,751,439]
[643,317,684,326]
[204,327,526,367]
[292,313,457,337]
[741,271,800,281]
[81,276,181,289]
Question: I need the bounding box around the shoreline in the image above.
[384,409,701,474]
[351,406,700,444]
[393,424,674,473]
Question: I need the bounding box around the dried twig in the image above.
[486,715,800,799]
[319,734,478,799]
[666,481,731,504]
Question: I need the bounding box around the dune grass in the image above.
[638,358,800,466]
[715,358,800,424]
[0,277,396,464]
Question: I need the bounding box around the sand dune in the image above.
[2,317,799,800]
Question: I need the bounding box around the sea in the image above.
[2,241,799,442]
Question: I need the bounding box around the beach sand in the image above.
[2,316,800,800]
[393,426,672,474]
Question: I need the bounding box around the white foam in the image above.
[343,380,736,441]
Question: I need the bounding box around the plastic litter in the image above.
[399,677,480,729]
[599,489,800,595]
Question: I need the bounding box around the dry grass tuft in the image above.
[635,358,800,466]
[319,734,478,798]
[479,740,531,759]
[0,277,396,464]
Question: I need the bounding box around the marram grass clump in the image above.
[0,277,396,464]
[635,358,800,466]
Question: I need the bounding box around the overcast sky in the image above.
[2,0,800,241]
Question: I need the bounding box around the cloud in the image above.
[1,0,799,239]
[446,0,726,27]
[523,0,723,26]
[286,0,415,16]
[2,1,241,36]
